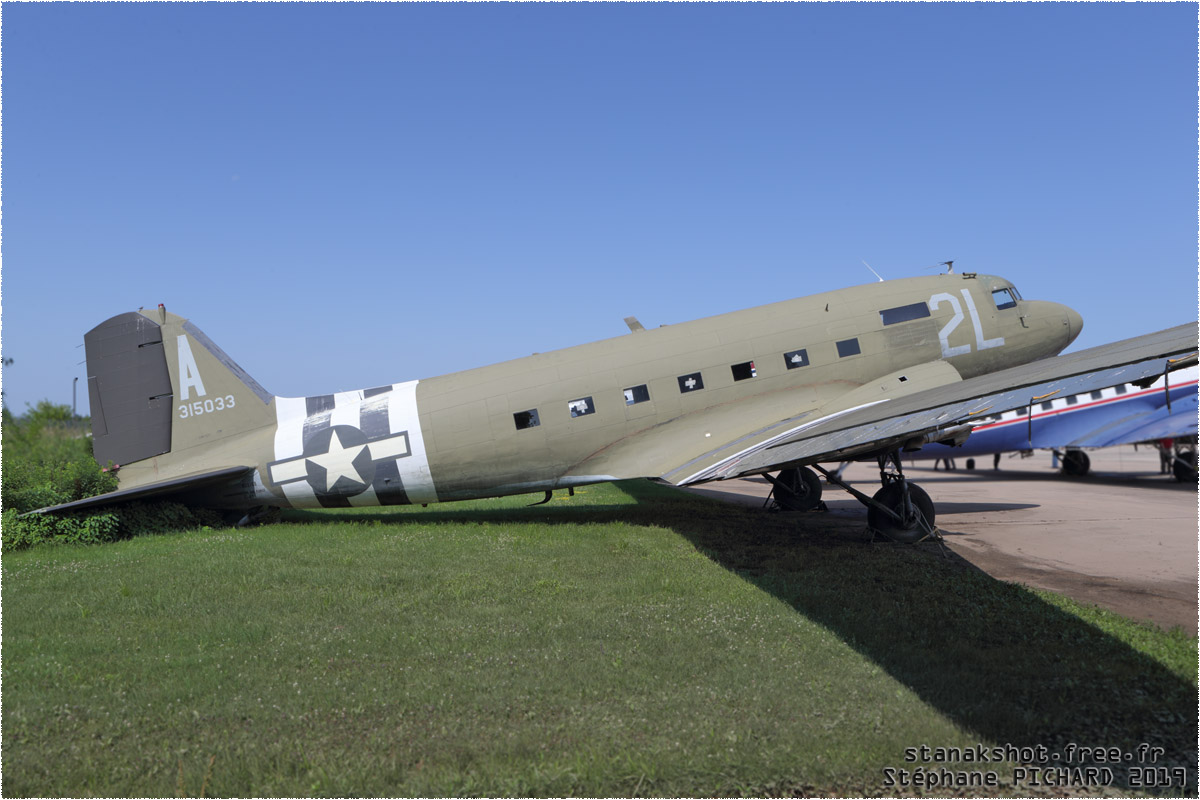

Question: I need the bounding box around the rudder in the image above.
[86,312,174,466]
[86,305,274,469]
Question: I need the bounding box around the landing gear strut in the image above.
[810,451,940,545]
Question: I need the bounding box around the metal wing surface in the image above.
[1067,391,1198,449]
[23,466,255,516]
[667,323,1197,485]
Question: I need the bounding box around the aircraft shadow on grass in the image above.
[282,481,1197,789]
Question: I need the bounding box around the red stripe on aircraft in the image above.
[973,379,1199,432]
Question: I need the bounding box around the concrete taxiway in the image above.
[686,445,1199,633]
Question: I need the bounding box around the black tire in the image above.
[773,466,823,512]
[1061,450,1090,477]
[1173,450,1197,483]
[230,506,282,528]
[965,458,976,470]
[867,482,935,544]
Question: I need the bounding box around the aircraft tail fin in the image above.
[86,306,274,469]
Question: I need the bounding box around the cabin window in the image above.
[624,385,650,405]
[880,302,931,326]
[992,288,1018,310]
[1066,395,1078,406]
[731,361,757,381]
[678,372,704,393]
[1040,401,1054,411]
[1114,384,1127,395]
[568,397,595,418]
[1090,391,1103,400]
[513,409,540,430]
[836,338,861,358]
[783,349,809,369]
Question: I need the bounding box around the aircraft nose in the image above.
[1064,305,1084,346]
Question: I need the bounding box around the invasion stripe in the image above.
[361,389,410,505]
[305,394,336,416]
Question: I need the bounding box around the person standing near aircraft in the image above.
[1159,438,1175,474]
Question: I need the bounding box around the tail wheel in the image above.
[232,506,282,528]
[867,482,935,544]
[773,466,823,512]
[1061,450,1090,477]
[1173,450,1197,483]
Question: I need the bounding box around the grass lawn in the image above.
[3,480,1195,796]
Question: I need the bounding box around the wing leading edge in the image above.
[667,323,1198,485]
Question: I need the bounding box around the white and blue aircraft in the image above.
[917,365,1198,480]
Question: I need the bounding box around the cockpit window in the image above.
[992,288,1018,310]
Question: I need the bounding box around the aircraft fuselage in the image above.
[111,273,1082,510]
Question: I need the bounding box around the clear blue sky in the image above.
[3,2,1196,415]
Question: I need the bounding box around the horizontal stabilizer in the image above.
[24,466,254,517]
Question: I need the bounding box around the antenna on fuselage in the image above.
[923,260,956,274]
[861,260,884,282]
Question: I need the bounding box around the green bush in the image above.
[2,452,120,514]
[1,508,54,551]
[116,501,226,538]
[2,402,227,551]
[2,402,116,513]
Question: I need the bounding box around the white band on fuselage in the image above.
[270,382,437,507]
[388,380,438,505]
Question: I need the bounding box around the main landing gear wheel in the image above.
[772,466,823,511]
[1173,450,1197,483]
[1061,450,1090,477]
[867,482,935,544]
[811,450,942,548]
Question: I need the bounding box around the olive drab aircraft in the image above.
[31,270,1198,543]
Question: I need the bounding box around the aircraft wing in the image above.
[1064,390,1198,449]
[663,323,1197,485]
[22,466,255,516]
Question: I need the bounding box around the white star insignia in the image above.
[268,429,412,492]
[306,428,368,487]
